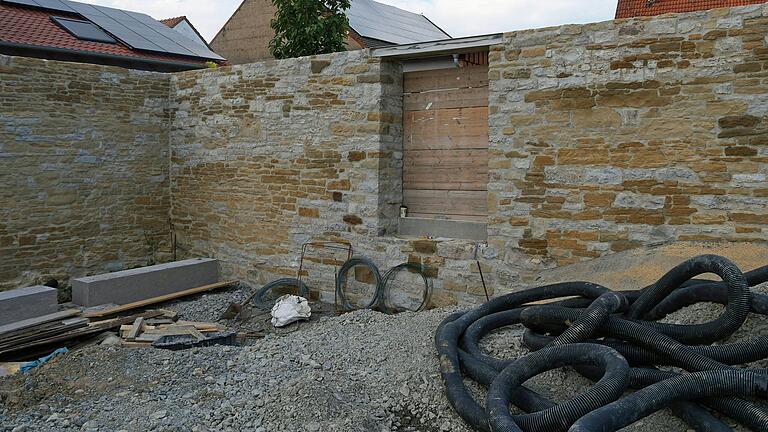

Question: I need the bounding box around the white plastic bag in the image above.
[270,295,311,327]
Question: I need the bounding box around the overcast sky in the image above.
[86,0,618,42]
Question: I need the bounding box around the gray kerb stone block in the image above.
[0,285,59,326]
[72,258,220,307]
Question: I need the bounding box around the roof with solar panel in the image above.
[0,0,226,72]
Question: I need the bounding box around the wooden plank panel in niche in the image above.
[404,66,489,93]
[403,190,487,218]
[403,63,489,221]
[404,108,488,150]
[404,87,488,111]
[404,149,488,191]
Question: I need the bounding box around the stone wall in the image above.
[0,55,172,291]
[4,4,768,306]
[488,4,768,279]
[170,51,501,306]
[172,5,768,306]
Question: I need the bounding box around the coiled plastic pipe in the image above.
[435,255,768,432]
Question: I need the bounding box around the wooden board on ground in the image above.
[0,325,104,357]
[0,318,88,350]
[126,317,145,341]
[0,310,172,358]
[88,310,165,330]
[122,341,152,348]
[118,320,225,346]
[83,280,238,318]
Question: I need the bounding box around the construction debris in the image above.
[152,332,237,351]
[117,319,227,347]
[0,309,167,361]
[271,295,311,327]
[19,347,68,373]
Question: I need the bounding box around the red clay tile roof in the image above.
[616,0,768,19]
[160,16,186,28]
[0,3,209,67]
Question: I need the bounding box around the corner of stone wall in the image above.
[0,55,174,291]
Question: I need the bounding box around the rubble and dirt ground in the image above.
[0,282,766,432]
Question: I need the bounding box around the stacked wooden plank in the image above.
[0,280,239,360]
[118,318,226,347]
[0,309,169,360]
[0,310,86,358]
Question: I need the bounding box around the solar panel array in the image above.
[52,16,117,43]
[2,0,224,60]
[347,0,450,45]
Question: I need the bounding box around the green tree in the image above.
[270,0,352,59]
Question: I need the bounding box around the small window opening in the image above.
[51,17,117,44]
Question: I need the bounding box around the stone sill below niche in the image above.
[398,217,487,241]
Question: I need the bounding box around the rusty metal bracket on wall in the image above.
[297,242,353,306]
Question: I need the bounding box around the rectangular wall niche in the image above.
[401,63,489,223]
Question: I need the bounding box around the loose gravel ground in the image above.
[0,283,766,432]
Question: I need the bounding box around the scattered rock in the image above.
[1,284,765,432]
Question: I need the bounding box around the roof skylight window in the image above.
[51,17,116,44]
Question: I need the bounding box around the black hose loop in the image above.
[628,254,750,344]
[487,344,629,432]
[250,278,310,306]
[379,262,432,313]
[335,257,383,311]
[436,255,768,432]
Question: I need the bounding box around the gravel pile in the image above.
[0,283,765,432]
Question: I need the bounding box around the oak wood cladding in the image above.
[403,64,489,221]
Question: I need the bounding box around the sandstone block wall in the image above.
[170,51,413,300]
[4,5,768,306]
[168,51,500,306]
[0,55,172,291]
[488,5,768,279]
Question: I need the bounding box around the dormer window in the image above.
[51,17,116,44]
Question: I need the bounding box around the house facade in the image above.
[161,16,210,50]
[616,0,768,18]
[0,0,225,72]
[210,0,449,65]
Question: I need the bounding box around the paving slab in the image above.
[0,285,58,326]
[72,258,220,307]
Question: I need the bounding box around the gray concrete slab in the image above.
[72,258,220,307]
[399,217,487,241]
[0,285,58,326]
